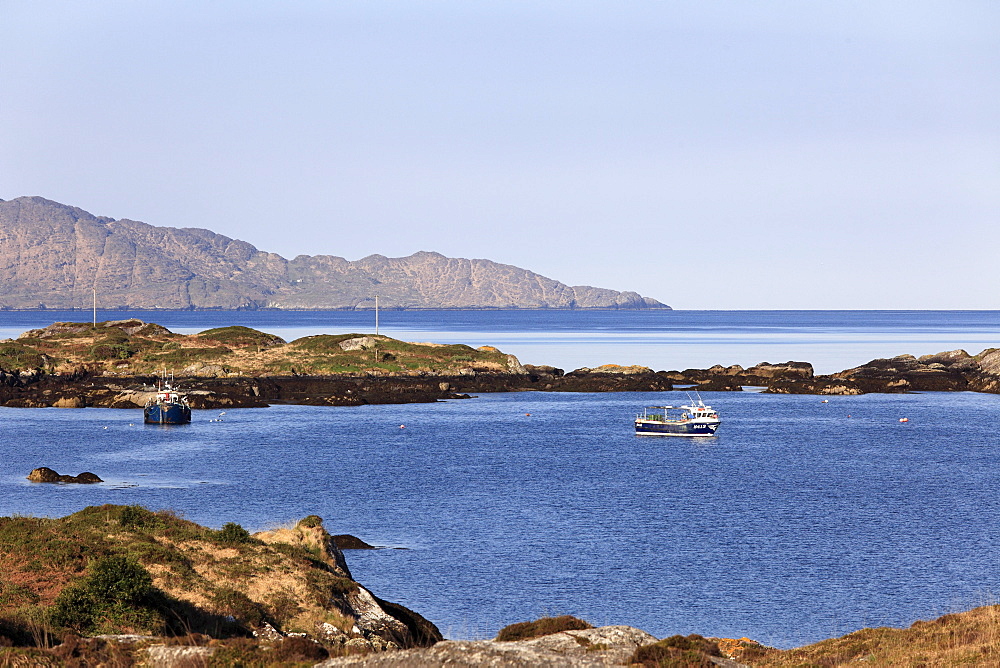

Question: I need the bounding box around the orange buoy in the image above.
[899,417,909,423]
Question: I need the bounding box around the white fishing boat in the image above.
[634,394,720,437]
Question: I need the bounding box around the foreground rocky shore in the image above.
[2,506,998,666]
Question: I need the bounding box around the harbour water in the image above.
[2,310,1000,648]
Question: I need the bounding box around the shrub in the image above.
[496,615,593,641]
[90,342,136,360]
[85,555,152,603]
[630,634,722,667]
[118,504,159,530]
[0,342,45,370]
[48,555,165,634]
[297,515,323,529]
[216,522,253,544]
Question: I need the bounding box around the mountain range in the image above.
[0,197,667,310]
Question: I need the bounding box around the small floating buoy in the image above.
[399,425,405,429]
[821,400,829,403]
[525,413,531,416]
[899,417,909,423]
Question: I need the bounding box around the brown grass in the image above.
[748,605,1000,667]
[0,505,360,643]
[495,615,593,641]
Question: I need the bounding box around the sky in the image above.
[2,1,998,309]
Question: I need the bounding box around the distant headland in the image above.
[0,196,668,311]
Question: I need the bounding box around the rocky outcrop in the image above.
[51,396,85,408]
[833,353,970,393]
[519,364,676,392]
[333,535,378,550]
[255,515,353,579]
[572,364,653,375]
[27,467,102,483]
[745,361,814,379]
[253,516,443,649]
[664,360,815,392]
[0,506,442,656]
[339,336,382,351]
[0,197,668,310]
[316,625,659,667]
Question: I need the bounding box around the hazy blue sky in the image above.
[2,1,997,309]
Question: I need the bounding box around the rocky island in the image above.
[1,318,1000,411]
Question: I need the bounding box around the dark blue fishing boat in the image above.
[634,396,720,437]
[144,381,192,424]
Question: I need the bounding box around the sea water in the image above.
[1,310,1000,648]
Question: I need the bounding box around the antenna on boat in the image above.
[685,389,706,407]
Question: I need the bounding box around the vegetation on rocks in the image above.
[747,605,1000,666]
[5,319,520,378]
[629,633,722,666]
[0,505,441,665]
[2,507,1000,667]
[495,614,593,641]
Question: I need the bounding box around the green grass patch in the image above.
[196,326,286,348]
[0,341,45,370]
[288,334,370,353]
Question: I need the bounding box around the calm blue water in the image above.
[3,391,1000,648]
[2,310,1000,648]
[2,309,1000,374]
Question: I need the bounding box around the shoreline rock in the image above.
[316,625,662,667]
[3,345,1000,408]
[333,534,379,550]
[27,467,103,484]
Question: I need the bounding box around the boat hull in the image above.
[144,403,192,425]
[635,419,719,437]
